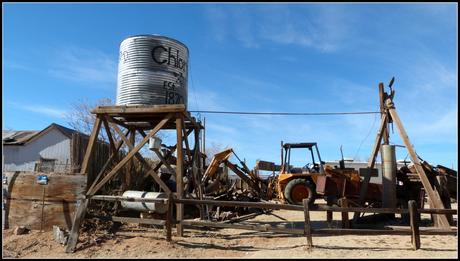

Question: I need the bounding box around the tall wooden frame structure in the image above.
[65,104,204,253]
[353,80,450,228]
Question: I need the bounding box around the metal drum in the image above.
[381,145,397,209]
[116,35,188,106]
[120,190,168,214]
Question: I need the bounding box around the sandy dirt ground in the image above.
[2,201,457,259]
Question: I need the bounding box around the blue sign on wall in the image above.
[37,175,48,185]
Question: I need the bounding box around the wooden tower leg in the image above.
[388,104,450,228]
[66,117,102,253]
[176,113,184,236]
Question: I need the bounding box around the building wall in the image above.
[3,129,71,172]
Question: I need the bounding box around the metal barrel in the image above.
[116,35,188,106]
[381,145,397,209]
[120,190,168,214]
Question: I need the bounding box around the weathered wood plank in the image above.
[4,172,86,201]
[181,220,304,235]
[409,200,421,250]
[303,199,313,249]
[66,199,89,253]
[181,220,457,236]
[6,199,77,231]
[92,104,185,114]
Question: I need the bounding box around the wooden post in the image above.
[176,113,184,237]
[326,211,333,226]
[340,198,350,229]
[125,128,136,190]
[79,117,102,175]
[303,199,313,250]
[66,116,102,253]
[193,127,205,220]
[166,194,173,242]
[388,105,450,228]
[65,199,89,253]
[40,187,45,232]
[409,200,421,250]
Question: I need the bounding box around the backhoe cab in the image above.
[276,142,325,206]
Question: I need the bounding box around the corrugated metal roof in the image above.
[2,123,88,145]
[2,130,40,145]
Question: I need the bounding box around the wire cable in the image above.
[353,112,378,161]
[189,110,381,116]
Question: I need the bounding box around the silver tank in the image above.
[120,190,168,214]
[381,145,397,209]
[116,35,188,106]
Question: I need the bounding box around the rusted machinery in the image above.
[202,142,384,210]
[201,148,269,199]
[269,142,382,208]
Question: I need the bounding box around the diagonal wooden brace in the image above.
[388,106,450,228]
[79,118,102,175]
[108,122,171,194]
[87,113,173,196]
[87,129,128,193]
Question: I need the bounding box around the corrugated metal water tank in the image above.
[116,35,188,106]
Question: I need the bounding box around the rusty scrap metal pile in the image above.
[200,148,273,222]
[197,148,457,224]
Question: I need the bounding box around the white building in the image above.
[2,123,109,173]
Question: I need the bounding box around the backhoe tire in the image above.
[284,178,316,206]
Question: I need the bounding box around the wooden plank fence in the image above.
[86,196,457,251]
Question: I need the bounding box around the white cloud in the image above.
[188,88,226,111]
[4,61,33,71]
[206,123,238,136]
[8,102,67,118]
[204,5,355,52]
[48,46,117,86]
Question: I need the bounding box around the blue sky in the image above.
[3,3,458,169]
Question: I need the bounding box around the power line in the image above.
[353,112,378,160]
[189,110,381,116]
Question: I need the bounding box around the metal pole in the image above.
[381,145,397,210]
